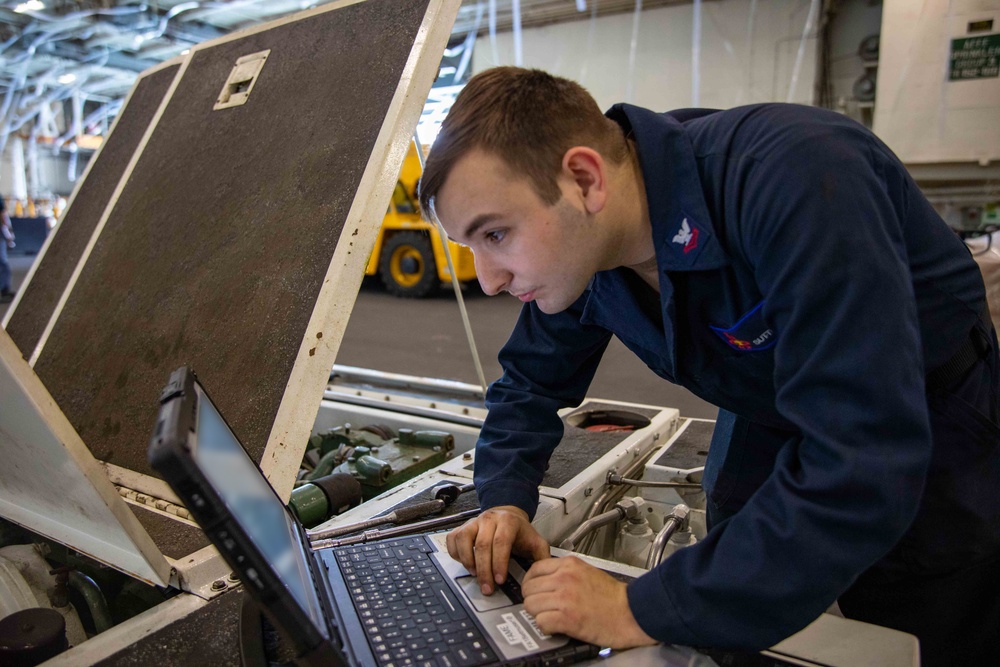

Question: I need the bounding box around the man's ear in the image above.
[562,147,607,214]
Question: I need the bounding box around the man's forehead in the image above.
[435,150,519,219]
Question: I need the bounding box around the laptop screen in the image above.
[192,383,325,631]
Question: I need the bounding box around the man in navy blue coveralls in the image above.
[419,68,1000,665]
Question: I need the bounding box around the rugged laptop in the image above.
[148,367,603,667]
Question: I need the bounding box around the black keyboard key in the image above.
[431,584,466,620]
[435,654,457,667]
[336,536,504,667]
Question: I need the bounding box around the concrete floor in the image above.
[2,254,717,419]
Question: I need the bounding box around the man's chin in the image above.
[534,294,576,315]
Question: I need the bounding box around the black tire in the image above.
[379,231,438,298]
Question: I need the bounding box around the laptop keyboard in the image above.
[335,536,498,667]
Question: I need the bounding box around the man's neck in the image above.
[611,143,658,290]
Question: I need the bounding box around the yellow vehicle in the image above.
[365,144,477,297]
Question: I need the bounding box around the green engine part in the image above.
[354,454,392,483]
[309,427,353,455]
[331,428,456,500]
[288,473,363,527]
[289,483,329,527]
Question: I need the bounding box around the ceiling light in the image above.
[14,1,45,12]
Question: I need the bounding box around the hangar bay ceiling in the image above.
[0,0,692,162]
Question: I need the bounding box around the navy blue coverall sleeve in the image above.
[626,127,934,648]
[474,298,613,516]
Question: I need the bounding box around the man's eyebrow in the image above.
[454,213,502,243]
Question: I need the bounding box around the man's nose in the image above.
[474,253,509,296]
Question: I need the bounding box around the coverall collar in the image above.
[605,103,730,273]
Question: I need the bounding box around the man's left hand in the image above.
[520,556,658,650]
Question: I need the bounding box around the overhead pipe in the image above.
[512,0,523,66]
[16,3,149,25]
[488,0,498,65]
[452,2,484,84]
[578,0,598,84]
[56,97,121,148]
[0,5,153,157]
[692,0,701,106]
[130,2,204,48]
[0,23,113,156]
[743,0,759,102]
[174,0,270,25]
[786,0,820,103]
[625,0,643,103]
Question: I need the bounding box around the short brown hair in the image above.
[418,67,626,216]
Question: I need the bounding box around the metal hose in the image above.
[577,447,662,554]
[67,571,113,634]
[558,508,625,552]
[645,504,690,570]
[607,472,702,489]
[559,498,644,552]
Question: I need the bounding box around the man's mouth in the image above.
[513,290,534,302]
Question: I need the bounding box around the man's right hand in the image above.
[446,505,550,595]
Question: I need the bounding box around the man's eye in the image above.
[486,230,505,243]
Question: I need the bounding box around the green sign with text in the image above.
[950,33,1000,80]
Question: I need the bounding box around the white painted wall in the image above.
[874,0,1000,164]
[472,0,821,112]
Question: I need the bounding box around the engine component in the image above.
[646,504,691,569]
[0,555,37,619]
[0,608,68,666]
[614,509,655,569]
[309,425,456,500]
[659,525,698,562]
[560,497,646,552]
[354,454,393,484]
[607,471,702,489]
[288,473,363,528]
[66,571,112,635]
[0,546,86,646]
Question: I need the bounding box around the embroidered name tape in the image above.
[710,301,777,351]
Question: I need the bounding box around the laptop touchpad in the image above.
[456,576,514,612]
